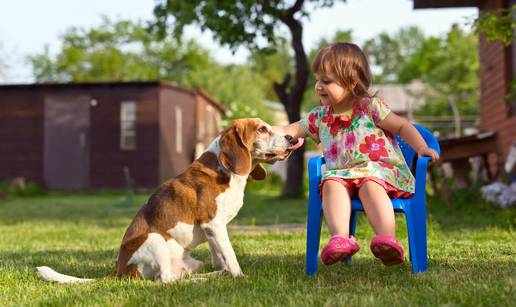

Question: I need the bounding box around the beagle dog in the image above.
[37,118,303,283]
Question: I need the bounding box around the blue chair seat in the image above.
[306,124,440,275]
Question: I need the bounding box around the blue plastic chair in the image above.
[306,124,440,275]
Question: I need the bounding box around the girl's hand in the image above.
[273,121,306,140]
[417,146,439,163]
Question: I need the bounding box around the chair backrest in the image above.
[394,124,441,170]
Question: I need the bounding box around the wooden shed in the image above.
[414,0,515,169]
[0,81,224,190]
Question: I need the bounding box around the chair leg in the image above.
[306,198,323,276]
[405,204,428,273]
[343,211,357,265]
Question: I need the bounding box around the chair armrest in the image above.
[308,156,324,203]
[308,156,324,179]
[414,156,430,197]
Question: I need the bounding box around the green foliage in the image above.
[28,17,272,122]
[417,26,479,116]
[153,0,342,51]
[29,17,210,83]
[0,179,47,197]
[249,37,293,102]
[472,4,516,107]
[364,25,479,117]
[189,62,274,123]
[364,26,427,84]
[473,4,515,46]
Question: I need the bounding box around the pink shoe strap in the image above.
[329,235,357,246]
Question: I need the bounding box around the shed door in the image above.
[44,95,90,189]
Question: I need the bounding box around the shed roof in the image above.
[371,83,425,113]
[0,81,225,113]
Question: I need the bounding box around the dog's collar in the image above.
[215,138,232,176]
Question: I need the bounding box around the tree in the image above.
[421,25,479,115]
[29,17,211,83]
[364,25,479,117]
[28,17,272,123]
[153,0,345,197]
[248,37,293,102]
[363,26,428,84]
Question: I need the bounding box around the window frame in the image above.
[175,106,183,153]
[120,101,137,151]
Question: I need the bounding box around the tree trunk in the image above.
[275,1,309,197]
[284,145,305,197]
[283,102,305,197]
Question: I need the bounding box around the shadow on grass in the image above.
[0,191,309,227]
[0,193,143,227]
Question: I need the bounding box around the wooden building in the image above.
[0,81,224,190]
[414,0,515,169]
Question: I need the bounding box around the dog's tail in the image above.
[36,266,96,283]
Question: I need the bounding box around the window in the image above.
[120,101,136,150]
[175,106,182,153]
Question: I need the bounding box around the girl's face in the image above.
[314,73,349,106]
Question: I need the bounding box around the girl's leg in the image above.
[357,180,395,237]
[358,180,404,265]
[322,180,351,236]
[320,180,359,265]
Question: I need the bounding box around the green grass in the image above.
[0,188,514,306]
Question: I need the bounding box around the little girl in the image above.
[280,42,439,266]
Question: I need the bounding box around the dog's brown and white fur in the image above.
[37,118,301,283]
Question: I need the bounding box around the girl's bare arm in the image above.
[378,112,439,162]
[274,121,307,139]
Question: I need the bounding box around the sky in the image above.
[0,0,478,83]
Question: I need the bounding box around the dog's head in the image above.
[218,118,303,180]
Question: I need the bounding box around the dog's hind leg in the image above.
[183,252,204,273]
[128,233,178,283]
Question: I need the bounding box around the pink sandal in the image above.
[370,235,404,266]
[320,235,360,265]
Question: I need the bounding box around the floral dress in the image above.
[300,97,415,197]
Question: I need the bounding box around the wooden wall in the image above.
[158,87,196,182]
[87,85,160,189]
[0,82,224,189]
[0,90,44,184]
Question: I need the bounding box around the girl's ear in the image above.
[249,164,266,180]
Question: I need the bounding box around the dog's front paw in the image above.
[228,268,244,277]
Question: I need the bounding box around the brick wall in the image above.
[479,0,516,170]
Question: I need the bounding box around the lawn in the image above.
[0,186,514,306]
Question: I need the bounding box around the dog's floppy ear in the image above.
[249,163,266,180]
[219,119,254,176]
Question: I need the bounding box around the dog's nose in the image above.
[285,135,297,145]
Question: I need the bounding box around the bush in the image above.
[0,178,47,198]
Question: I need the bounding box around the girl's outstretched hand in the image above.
[417,146,439,163]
